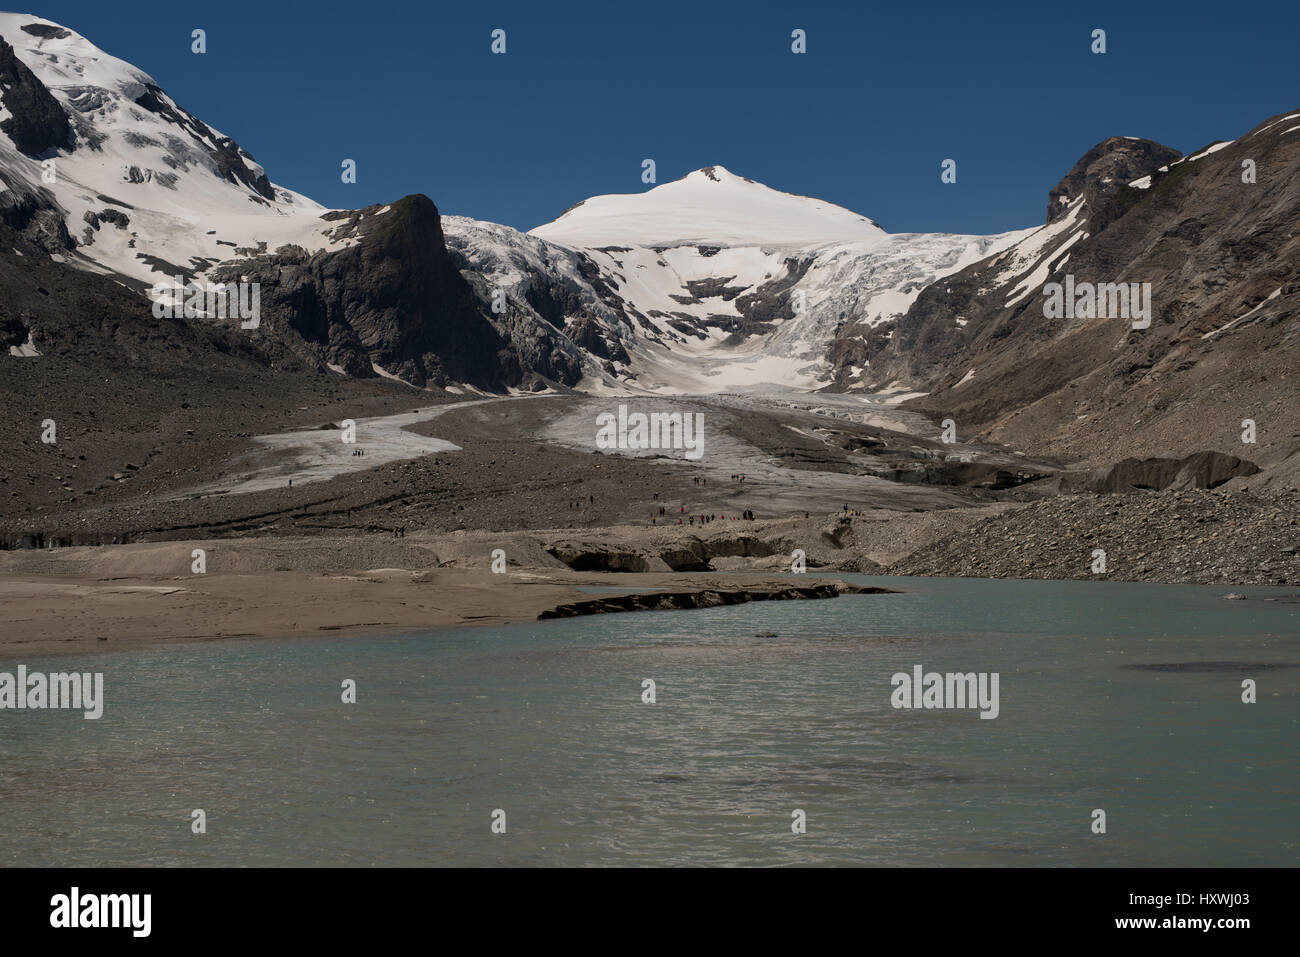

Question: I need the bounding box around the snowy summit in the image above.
[531,165,885,248]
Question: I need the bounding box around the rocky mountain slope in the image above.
[851,113,1300,484]
[891,487,1300,586]
[0,14,589,391]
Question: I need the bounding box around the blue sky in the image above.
[22,0,1300,235]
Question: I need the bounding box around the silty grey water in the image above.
[1,575,1296,866]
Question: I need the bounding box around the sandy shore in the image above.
[0,535,876,659]
[0,510,1013,659]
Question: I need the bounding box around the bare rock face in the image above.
[215,195,551,389]
[563,314,629,364]
[1065,452,1260,493]
[695,534,778,560]
[546,542,669,572]
[0,35,71,156]
[1046,136,1181,226]
[17,23,71,40]
[0,172,73,252]
[656,539,711,571]
[23,206,72,252]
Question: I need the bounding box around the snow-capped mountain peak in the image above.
[530,164,885,248]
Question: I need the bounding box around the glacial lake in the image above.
[1,575,1296,866]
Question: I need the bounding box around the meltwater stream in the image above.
[1,576,1296,866]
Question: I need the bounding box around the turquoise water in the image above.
[1,576,1297,866]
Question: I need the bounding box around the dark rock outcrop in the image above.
[538,581,891,619]
[0,35,71,156]
[214,195,544,389]
[1046,136,1182,226]
[0,169,73,252]
[657,540,712,571]
[20,24,72,40]
[564,314,630,364]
